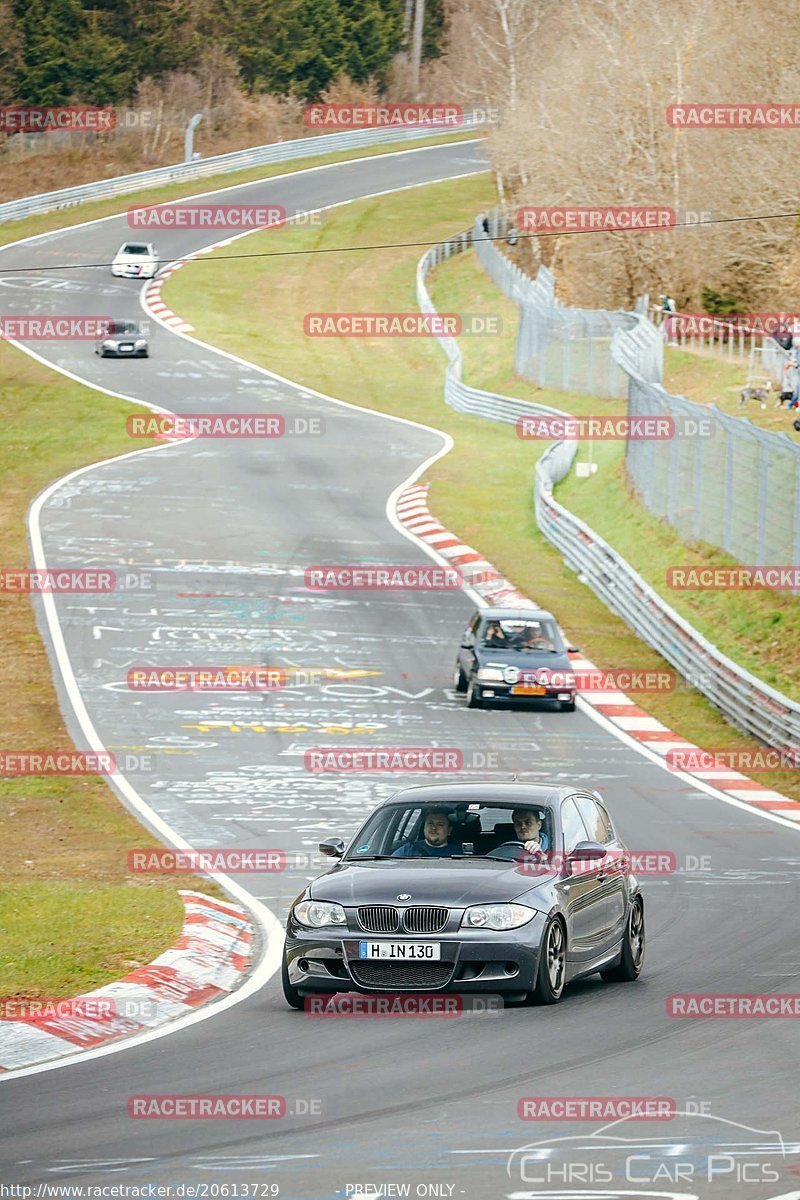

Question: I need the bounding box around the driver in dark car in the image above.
[511,808,550,853]
[392,810,463,858]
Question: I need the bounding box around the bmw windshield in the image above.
[346,800,555,861]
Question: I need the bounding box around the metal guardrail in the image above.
[416,230,566,427]
[0,114,489,225]
[419,226,800,752]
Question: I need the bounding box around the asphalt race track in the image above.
[1,139,799,1200]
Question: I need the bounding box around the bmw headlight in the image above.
[477,667,504,682]
[135,339,146,348]
[293,900,346,928]
[461,903,535,931]
[103,340,114,348]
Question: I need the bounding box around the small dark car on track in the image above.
[454,606,578,710]
[282,782,644,1008]
[94,318,149,358]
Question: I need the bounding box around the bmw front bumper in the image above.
[284,914,547,996]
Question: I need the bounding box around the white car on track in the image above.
[111,241,159,279]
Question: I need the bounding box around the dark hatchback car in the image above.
[94,318,149,358]
[282,782,644,1008]
[454,607,578,710]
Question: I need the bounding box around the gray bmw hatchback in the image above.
[282,782,644,1009]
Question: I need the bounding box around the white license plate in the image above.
[119,344,134,352]
[358,941,441,960]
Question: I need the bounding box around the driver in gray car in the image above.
[511,808,550,853]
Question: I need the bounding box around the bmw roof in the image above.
[375,782,586,808]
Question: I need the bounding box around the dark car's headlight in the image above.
[293,900,346,928]
[461,903,536,931]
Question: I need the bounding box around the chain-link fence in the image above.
[473,211,634,399]
[614,317,800,568]
[475,211,800,569]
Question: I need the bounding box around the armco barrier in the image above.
[419,226,800,752]
[416,229,567,428]
[0,113,489,225]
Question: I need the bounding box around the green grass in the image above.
[164,176,800,804]
[0,337,226,1002]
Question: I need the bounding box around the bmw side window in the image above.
[595,801,616,844]
[574,795,613,845]
[561,797,590,854]
[391,807,420,850]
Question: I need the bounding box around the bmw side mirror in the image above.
[319,838,345,858]
[567,645,580,654]
[568,840,607,865]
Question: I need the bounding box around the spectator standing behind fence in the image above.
[779,352,798,407]
[660,293,677,343]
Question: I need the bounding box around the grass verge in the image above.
[0,343,225,1001]
[164,176,800,803]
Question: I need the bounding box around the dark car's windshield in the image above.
[347,801,555,861]
[479,617,562,653]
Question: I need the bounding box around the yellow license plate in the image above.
[512,684,547,695]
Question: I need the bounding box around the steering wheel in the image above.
[493,839,547,862]
[491,839,528,860]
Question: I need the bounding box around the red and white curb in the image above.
[396,482,799,823]
[0,891,254,1072]
[144,266,195,333]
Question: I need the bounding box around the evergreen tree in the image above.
[72,9,133,105]
[13,0,85,105]
[341,0,402,86]
[288,0,347,100]
[0,0,23,103]
[217,0,297,94]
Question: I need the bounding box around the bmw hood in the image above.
[310,858,556,905]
